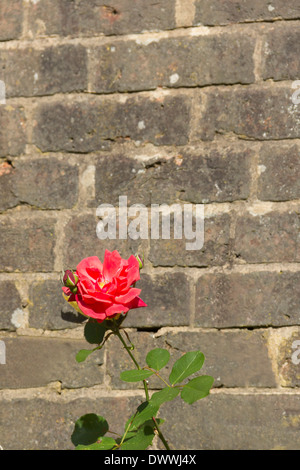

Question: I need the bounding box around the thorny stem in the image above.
[116,412,138,449]
[112,322,171,451]
[152,417,170,451]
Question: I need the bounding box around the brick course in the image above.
[26,0,177,38]
[194,1,300,25]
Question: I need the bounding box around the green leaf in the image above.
[146,348,170,371]
[120,421,156,450]
[181,375,214,404]
[125,401,159,432]
[133,402,160,429]
[71,413,109,446]
[76,349,95,363]
[76,437,116,450]
[169,351,205,385]
[120,369,154,382]
[150,386,180,406]
[84,319,107,345]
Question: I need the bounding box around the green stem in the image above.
[113,324,171,451]
[117,412,138,448]
[152,417,170,450]
[115,327,140,369]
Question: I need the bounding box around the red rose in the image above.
[62,250,147,323]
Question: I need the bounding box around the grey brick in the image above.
[159,393,300,449]
[277,328,300,387]
[257,143,300,201]
[33,95,191,152]
[262,24,300,81]
[0,215,56,272]
[106,329,276,390]
[149,214,231,267]
[90,33,255,93]
[195,271,300,328]
[164,330,276,389]
[0,0,23,41]
[0,158,79,211]
[0,395,139,449]
[234,211,300,263]
[28,280,85,330]
[123,272,192,328]
[0,281,22,330]
[196,86,300,141]
[95,147,252,206]
[27,0,176,38]
[194,0,300,25]
[0,336,104,389]
[0,106,26,157]
[0,45,87,97]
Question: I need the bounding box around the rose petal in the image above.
[127,296,148,309]
[77,277,97,295]
[115,288,141,304]
[124,264,140,288]
[105,303,130,317]
[76,256,103,280]
[102,250,123,281]
[76,295,109,321]
[81,291,113,304]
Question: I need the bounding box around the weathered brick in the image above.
[0,215,56,272]
[0,106,26,157]
[13,158,79,209]
[195,271,300,328]
[164,330,276,388]
[277,328,300,387]
[0,158,79,211]
[262,25,300,81]
[196,86,300,141]
[63,213,143,269]
[257,143,300,201]
[0,281,22,330]
[234,211,300,264]
[33,95,191,152]
[0,395,140,450]
[149,214,231,267]
[90,33,255,93]
[159,393,300,450]
[95,147,252,206]
[106,329,276,389]
[0,0,23,41]
[123,272,191,328]
[2,392,300,449]
[28,280,85,330]
[0,162,18,211]
[0,336,104,389]
[27,0,176,38]
[0,45,87,97]
[194,0,300,25]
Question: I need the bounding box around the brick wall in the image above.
[0,0,300,450]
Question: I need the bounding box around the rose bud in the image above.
[135,254,144,270]
[63,270,79,293]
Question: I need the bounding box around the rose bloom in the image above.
[62,250,147,323]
